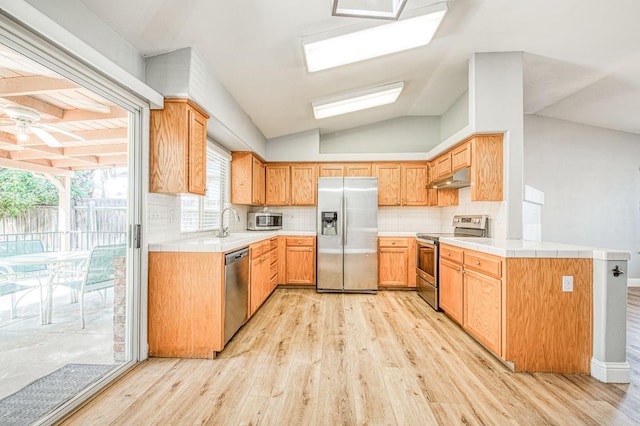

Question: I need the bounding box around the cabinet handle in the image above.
[297,240,302,244]
[447,252,451,256]
[475,260,480,265]
[456,267,461,272]
[396,201,400,205]
[392,242,396,245]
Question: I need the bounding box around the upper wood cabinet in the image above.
[231,152,265,205]
[265,164,289,205]
[451,142,471,173]
[435,153,452,180]
[428,134,503,203]
[469,134,503,201]
[265,163,317,206]
[150,98,209,195]
[374,162,428,206]
[319,162,373,177]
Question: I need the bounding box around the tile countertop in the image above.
[439,237,631,260]
[149,230,317,253]
[149,231,630,261]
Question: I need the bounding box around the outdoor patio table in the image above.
[0,251,90,324]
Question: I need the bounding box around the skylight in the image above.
[303,3,447,72]
[332,0,408,20]
[312,81,404,119]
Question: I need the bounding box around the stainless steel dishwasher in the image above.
[224,247,249,345]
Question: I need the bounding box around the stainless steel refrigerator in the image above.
[317,177,378,293]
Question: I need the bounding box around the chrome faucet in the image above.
[219,207,240,238]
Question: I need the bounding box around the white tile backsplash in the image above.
[147,193,181,244]
[378,207,441,233]
[440,187,506,239]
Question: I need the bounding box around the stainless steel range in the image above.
[415,214,489,310]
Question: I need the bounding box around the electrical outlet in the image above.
[562,275,574,292]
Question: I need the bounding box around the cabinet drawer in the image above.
[285,237,315,247]
[270,263,278,279]
[378,237,408,248]
[270,237,278,251]
[270,248,278,264]
[464,251,502,278]
[440,244,463,264]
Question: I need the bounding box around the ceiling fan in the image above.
[0,105,84,147]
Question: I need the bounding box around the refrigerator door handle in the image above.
[343,196,347,246]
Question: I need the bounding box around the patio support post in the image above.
[43,174,72,251]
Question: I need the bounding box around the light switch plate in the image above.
[562,275,574,292]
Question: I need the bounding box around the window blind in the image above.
[181,141,230,232]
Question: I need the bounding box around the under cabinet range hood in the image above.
[429,167,471,189]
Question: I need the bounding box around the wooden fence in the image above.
[0,199,127,251]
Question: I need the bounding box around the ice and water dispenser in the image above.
[321,211,338,236]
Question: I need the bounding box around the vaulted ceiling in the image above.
[77,0,640,140]
[0,44,128,176]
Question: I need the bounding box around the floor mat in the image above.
[0,363,114,426]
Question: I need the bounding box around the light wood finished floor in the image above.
[61,288,640,425]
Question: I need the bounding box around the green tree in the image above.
[0,168,94,219]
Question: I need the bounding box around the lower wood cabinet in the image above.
[438,243,593,374]
[378,237,416,287]
[439,244,503,357]
[148,251,224,358]
[463,268,502,355]
[250,240,271,316]
[284,236,316,285]
[438,258,463,324]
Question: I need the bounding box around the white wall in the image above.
[23,0,145,79]
[524,114,640,278]
[469,52,524,240]
[321,116,440,154]
[266,119,430,162]
[440,91,469,141]
[145,48,268,156]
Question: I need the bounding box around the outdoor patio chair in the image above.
[55,244,126,328]
[0,265,39,319]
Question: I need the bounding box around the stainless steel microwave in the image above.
[247,212,283,231]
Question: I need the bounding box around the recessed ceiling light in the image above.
[332,0,408,20]
[303,3,447,72]
[312,81,404,119]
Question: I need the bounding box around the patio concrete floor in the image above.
[0,285,120,400]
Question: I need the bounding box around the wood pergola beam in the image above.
[2,95,64,119]
[41,107,128,124]
[0,157,73,176]
[0,76,78,96]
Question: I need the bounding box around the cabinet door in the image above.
[402,163,428,206]
[290,164,317,206]
[436,153,452,179]
[187,107,207,195]
[250,256,263,316]
[463,269,502,356]
[345,163,372,177]
[252,157,265,205]
[285,246,315,284]
[470,134,503,202]
[319,163,344,177]
[437,188,459,206]
[378,247,409,286]
[374,163,402,206]
[451,142,471,173]
[265,164,290,205]
[439,259,463,324]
